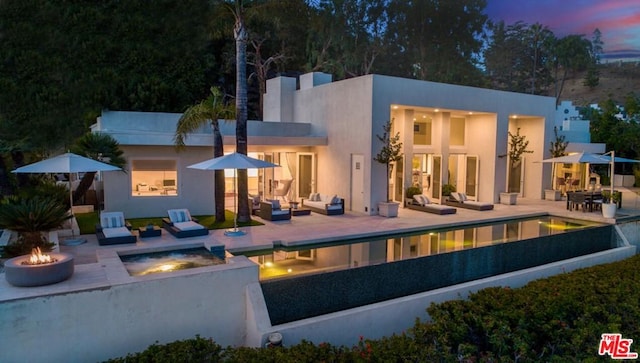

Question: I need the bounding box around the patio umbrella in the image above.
[188,152,280,236]
[539,151,639,197]
[12,152,122,243]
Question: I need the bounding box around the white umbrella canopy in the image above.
[539,152,612,164]
[12,152,123,244]
[188,152,280,236]
[188,152,279,170]
[12,152,122,173]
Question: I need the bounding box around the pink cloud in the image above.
[485,0,640,53]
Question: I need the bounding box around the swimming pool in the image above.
[241,215,605,281]
[247,215,613,325]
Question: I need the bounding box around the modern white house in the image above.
[93,72,570,218]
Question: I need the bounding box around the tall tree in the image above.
[175,87,235,222]
[224,0,251,223]
[552,34,592,104]
[484,21,555,94]
[383,0,488,85]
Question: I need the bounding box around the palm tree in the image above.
[175,87,235,222]
[70,133,126,204]
[226,0,251,223]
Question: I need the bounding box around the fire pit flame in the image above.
[22,247,58,266]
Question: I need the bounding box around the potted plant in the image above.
[502,128,533,204]
[374,119,403,217]
[441,184,456,199]
[546,126,569,201]
[405,186,422,206]
[601,190,621,218]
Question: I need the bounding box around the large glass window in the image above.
[131,159,178,196]
[450,117,465,146]
[413,118,432,145]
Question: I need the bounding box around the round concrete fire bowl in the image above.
[4,253,74,287]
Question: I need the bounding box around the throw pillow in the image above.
[421,195,430,205]
[312,193,320,201]
[451,192,461,202]
[413,194,424,206]
[271,200,281,210]
[459,193,468,201]
[331,195,340,204]
[308,192,315,200]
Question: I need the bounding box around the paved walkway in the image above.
[61,188,640,265]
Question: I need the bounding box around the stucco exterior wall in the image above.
[0,256,257,363]
[292,76,375,213]
[104,145,215,218]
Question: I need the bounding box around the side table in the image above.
[138,226,162,238]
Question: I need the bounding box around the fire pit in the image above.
[4,248,74,287]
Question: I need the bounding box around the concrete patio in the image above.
[1,189,639,362]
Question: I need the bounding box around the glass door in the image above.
[431,155,442,202]
[465,155,479,199]
[296,153,316,201]
[259,153,274,199]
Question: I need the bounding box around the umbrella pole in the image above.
[62,181,86,245]
[225,168,245,236]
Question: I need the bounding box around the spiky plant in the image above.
[0,196,71,257]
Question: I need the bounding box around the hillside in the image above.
[560,62,640,106]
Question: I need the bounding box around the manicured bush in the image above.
[106,255,640,362]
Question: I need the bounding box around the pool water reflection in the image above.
[120,247,225,276]
[241,216,604,280]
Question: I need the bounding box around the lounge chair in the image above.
[405,195,456,215]
[95,211,137,246]
[162,209,209,238]
[259,199,292,221]
[444,192,494,211]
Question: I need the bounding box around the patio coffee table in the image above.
[138,226,162,238]
[291,208,311,216]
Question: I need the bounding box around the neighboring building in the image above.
[94,72,578,218]
[554,101,606,189]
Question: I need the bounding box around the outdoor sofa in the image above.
[444,192,494,211]
[162,209,209,238]
[301,193,344,215]
[259,200,292,221]
[405,195,456,215]
[95,211,137,246]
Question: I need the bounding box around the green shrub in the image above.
[405,186,422,199]
[0,195,71,257]
[441,184,456,196]
[105,336,223,363]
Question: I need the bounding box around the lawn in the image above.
[75,210,263,234]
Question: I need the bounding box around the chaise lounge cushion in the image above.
[102,226,133,238]
[164,209,209,238]
[168,209,192,223]
[444,195,494,211]
[406,196,456,215]
[96,211,136,245]
[173,221,205,231]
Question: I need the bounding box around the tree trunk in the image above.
[235,12,250,223]
[11,150,29,188]
[0,154,14,198]
[212,120,226,222]
[73,171,96,204]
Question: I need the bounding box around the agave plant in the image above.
[0,196,71,257]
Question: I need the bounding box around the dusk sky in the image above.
[485,0,640,59]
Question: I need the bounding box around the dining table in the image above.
[566,191,603,212]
